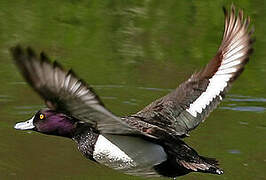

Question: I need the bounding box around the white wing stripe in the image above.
[224,44,245,58]
[223,52,245,64]
[186,73,232,117]
[220,60,241,69]
[216,67,237,74]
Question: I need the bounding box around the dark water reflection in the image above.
[0,0,265,180]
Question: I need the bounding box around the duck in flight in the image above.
[12,5,253,178]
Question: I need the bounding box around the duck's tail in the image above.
[166,139,224,175]
[178,155,223,175]
[199,156,223,174]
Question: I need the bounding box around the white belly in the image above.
[93,135,167,177]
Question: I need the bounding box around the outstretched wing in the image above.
[11,46,140,135]
[131,6,254,138]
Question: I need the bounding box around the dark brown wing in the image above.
[130,6,254,138]
[11,46,141,135]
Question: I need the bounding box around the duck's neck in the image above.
[72,123,99,161]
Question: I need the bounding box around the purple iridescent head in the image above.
[14,109,76,138]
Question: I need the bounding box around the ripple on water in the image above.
[91,85,172,106]
[88,86,266,112]
[9,81,27,85]
[0,94,13,103]
[228,149,241,154]
[137,87,172,92]
[93,84,173,92]
[13,105,44,115]
[123,100,138,106]
[221,106,266,112]
[221,95,266,113]
[92,84,125,89]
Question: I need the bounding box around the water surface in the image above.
[0,0,265,180]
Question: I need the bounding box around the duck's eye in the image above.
[39,114,45,120]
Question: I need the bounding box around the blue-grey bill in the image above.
[14,116,35,130]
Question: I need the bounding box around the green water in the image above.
[0,0,265,179]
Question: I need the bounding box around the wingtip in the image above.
[250,36,256,45]
[216,169,224,175]
[53,60,64,70]
[11,45,37,61]
[67,68,76,77]
[222,6,227,16]
[10,44,23,58]
[223,4,248,22]
[230,3,236,12]
[238,9,244,21]
[249,26,255,36]
[26,46,36,58]
[40,51,49,63]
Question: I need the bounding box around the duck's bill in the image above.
[14,117,35,130]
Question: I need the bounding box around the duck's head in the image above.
[14,109,76,138]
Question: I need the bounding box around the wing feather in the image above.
[131,5,254,138]
[11,46,140,135]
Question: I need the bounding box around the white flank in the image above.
[93,135,136,169]
[92,135,167,176]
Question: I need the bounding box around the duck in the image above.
[12,5,254,179]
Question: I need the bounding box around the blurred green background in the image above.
[0,0,265,179]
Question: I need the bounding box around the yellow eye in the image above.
[40,114,45,119]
